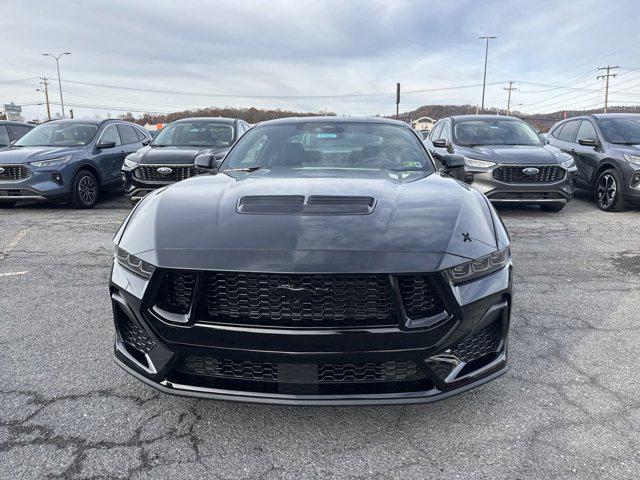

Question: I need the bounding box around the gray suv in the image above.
[426,115,578,212]
[546,113,640,211]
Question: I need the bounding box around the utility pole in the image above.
[42,52,71,118]
[396,83,400,119]
[479,35,497,113]
[504,81,517,115]
[597,65,619,113]
[37,77,52,121]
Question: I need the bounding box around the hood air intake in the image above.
[237,195,376,214]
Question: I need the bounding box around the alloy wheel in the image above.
[78,175,98,206]
[596,173,617,209]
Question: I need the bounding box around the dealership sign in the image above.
[4,102,23,121]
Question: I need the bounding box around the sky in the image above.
[1,0,640,121]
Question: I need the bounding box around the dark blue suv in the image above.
[0,119,150,208]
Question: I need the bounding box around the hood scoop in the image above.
[237,195,376,215]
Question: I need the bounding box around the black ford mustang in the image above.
[110,117,512,405]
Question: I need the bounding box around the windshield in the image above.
[454,119,542,147]
[152,121,235,147]
[221,122,433,172]
[15,122,98,147]
[598,117,640,144]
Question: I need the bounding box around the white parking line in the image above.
[0,228,30,261]
[0,271,28,277]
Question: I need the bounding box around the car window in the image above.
[153,121,235,147]
[0,126,10,146]
[135,127,148,141]
[15,121,98,147]
[430,122,443,141]
[453,119,542,146]
[7,124,31,140]
[598,116,640,144]
[100,124,122,146]
[222,122,434,172]
[440,121,451,143]
[575,120,597,142]
[117,124,140,144]
[557,120,580,142]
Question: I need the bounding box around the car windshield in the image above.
[598,117,640,144]
[14,122,98,147]
[221,122,433,172]
[454,119,542,147]
[152,121,235,147]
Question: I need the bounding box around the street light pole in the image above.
[479,36,497,114]
[42,52,71,118]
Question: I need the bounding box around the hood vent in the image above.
[237,195,376,215]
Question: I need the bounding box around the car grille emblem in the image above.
[157,167,173,175]
[522,167,540,176]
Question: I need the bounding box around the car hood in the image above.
[116,169,503,273]
[0,146,84,164]
[456,144,565,165]
[134,145,229,165]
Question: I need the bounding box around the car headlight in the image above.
[446,247,510,284]
[560,157,575,168]
[623,153,640,166]
[123,157,138,169]
[29,155,72,167]
[115,246,155,279]
[464,157,496,168]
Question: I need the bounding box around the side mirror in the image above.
[97,140,116,149]
[441,154,466,170]
[578,137,597,147]
[141,138,151,146]
[194,153,224,172]
[432,138,448,148]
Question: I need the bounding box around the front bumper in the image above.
[110,260,512,405]
[0,163,73,203]
[466,165,577,204]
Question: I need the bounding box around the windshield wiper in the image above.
[223,166,262,172]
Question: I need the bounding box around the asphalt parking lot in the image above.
[1,192,639,479]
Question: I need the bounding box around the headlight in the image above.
[115,246,155,279]
[446,247,510,284]
[123,157,138,169]
[623,153,640,166]
[464,157,496,168]
[29,155,71,167]
[560,157,575,168]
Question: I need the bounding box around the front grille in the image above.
[197,272,399,328]
[0,165,30,181]
[178,356,424,384]
[450,322,502,363]
[318,360,424,383]
[119,316,156,354]
[397,276,445,319]
[155,270,197,315]
[492,165,565,183]
[153,270,448,329]
[133,165,195,182]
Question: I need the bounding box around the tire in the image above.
[540,202,566,212]
[69,170,99,209]
[594,168,625,212]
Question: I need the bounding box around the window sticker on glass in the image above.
[403,161,422,168]
[317,133,338,139]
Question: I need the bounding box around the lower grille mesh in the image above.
[178,356,425,384]
[119,317,156,354]
[450,323,502,363]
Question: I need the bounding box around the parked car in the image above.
[0,120,34,148]
[0,119,150,208]
[546,113,640,211]
[111,116,512,405]
[121,117,250,202]
[425,115,578,212]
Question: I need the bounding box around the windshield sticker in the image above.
[316,133,338,139]
[403,161,422,168]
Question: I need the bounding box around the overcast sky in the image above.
[1,0,639,121]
